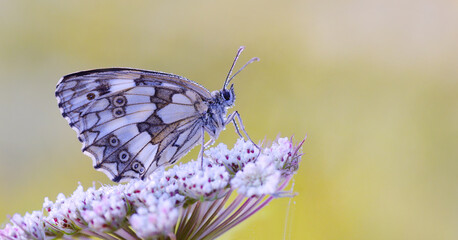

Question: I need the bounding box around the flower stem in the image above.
[189,192,232,240]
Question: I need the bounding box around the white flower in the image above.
[177,161,230,200]
[127,168,185,208]
[43,192,81,233]
[79,186,128,232]
[0,211,45,240]
[262,137,296,171]
[1,136,303,240]
[0,223,21,240]
[206,139,259,174]
[43,184,128,233]
[231,155,281,197]
[129,198,178,239]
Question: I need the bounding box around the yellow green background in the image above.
[1,1,457,239]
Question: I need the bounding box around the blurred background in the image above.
[0,0,457,239]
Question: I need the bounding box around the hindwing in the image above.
[56,68,212,182]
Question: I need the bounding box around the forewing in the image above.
[56,68,211,182]
[56,68,211,132]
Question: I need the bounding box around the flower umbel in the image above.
[0,137,304,240]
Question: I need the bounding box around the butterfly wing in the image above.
[56,68,212,182]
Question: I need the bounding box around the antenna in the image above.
[223,46,260,89]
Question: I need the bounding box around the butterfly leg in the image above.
[226,111,259,149]
[199,127,206,168]
[198,128,217,169]
[204,138,215,148]
[228,113,244,139]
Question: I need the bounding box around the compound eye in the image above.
[222,91,231,101]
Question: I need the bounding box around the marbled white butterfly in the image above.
[56,47,258,182]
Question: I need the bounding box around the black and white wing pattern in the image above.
[56,68,213,182]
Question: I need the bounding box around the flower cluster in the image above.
[0,137,304,240]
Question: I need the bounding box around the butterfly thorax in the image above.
[203,87,236,138]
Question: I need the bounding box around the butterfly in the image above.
[55,46,258,182]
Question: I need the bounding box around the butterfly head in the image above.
[210,84,236,110]
[220,84,236,107]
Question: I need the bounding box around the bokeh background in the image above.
[1,0,457,239]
